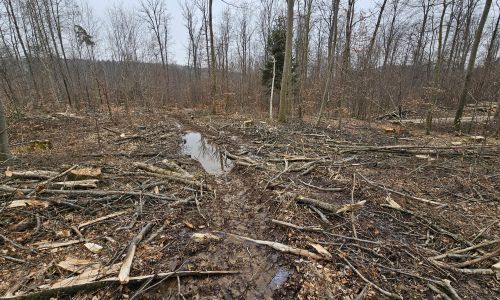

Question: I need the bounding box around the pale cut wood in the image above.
[34,239,83,250]
[78,210,130,230]
[5,169,58,180]
[68,167,102,180]
[51,263,121,288]
[223,232,326,260]
[52,179,99,189]
[118,223,154,284]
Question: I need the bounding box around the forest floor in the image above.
[0,108,498,299]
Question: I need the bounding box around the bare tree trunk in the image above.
[366,0,388,66]
[270,56,276,120]
[426,0,448,135]
[316,0,340,126]
[454,0,492,131]
[278,0,294,123]
[209,0,217,112]
[0,98,9,160]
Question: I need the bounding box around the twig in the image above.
[357,173,445,206]
[428,284,453,300]
[342,256,403,299]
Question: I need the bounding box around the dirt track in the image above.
[0,109,499,299]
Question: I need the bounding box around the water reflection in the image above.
[181,132,234,175]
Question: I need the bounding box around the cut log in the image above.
[67,167,102,181]
[52,179,99,189]
[288,193,338,213]
[5,169,58,180]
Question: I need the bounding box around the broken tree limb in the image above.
[289,192,365,214]
[4,169,58,180]
[51,179,99,189]
[119,223,154,284]
[0,270,239,300]
[160,159,193,178]
[133,162,192,179]
[221,231,326,260]
[0,185,181,202]
[357,173,445,206]
[78,210,130,230]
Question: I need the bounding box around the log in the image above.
[5,169,58,180]
[52,179,98,189]
[67,167,102,181]
[118,223,154,284]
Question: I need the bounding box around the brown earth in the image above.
[0,109,498,299]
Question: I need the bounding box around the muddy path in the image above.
[0,110,499,299]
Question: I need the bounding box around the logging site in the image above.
[0,0,499,299]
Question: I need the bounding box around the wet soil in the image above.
[0,109,498,299]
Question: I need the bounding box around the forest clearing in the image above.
[0,0,500,298]
[0,108,498,299]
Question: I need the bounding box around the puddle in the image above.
[268,268,291,291]
[181,132,234,175]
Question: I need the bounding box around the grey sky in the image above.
[86,0,374,65]
[87,0,234,65]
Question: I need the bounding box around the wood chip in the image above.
[8,199,50,208]
[84,243,103,254]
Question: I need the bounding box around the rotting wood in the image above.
[118,223,154,284]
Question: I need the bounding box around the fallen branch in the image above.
[5,169,58,180]
[357,173,444,206]
[119,223,154,284]
[342,256,403,299]
[78,210,130,230]
[27,165,79,197]
[222,232,326,260]
[0,270,239,300]
[0,185,180,202]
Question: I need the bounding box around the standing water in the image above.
[181,132,234,175]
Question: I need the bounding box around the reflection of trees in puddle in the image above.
[182,132,233,175]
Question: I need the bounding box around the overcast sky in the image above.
[86,0,373,65]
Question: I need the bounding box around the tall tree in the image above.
[278,0,294,123]
[0,98,9,160]
[209,0,217,112]
[454,0,493,131]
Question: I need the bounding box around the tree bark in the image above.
[278,0,294,123]
[0,98,9,160]
[454,0,492,131]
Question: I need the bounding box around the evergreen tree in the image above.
[262,17,286,92]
